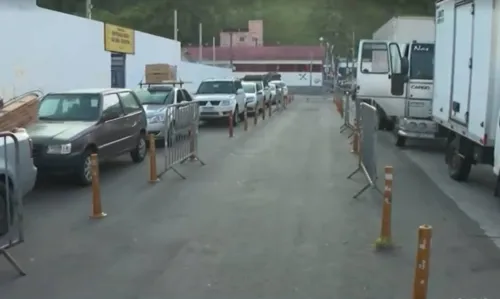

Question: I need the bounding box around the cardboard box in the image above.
[145,64,177,83]
[0,94,39,131]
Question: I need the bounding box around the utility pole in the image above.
[212,36,216,65]
[229,32,234,68]
[198,23,203,62]
[173,10,178,41]
[85,0,92,19]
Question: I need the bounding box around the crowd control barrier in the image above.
[148,101,205,182]
[0,132,25,275]
[345,87,380,198]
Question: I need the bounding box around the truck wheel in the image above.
[447,140,472,181]
[395,135,406,147]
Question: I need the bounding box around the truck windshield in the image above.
[410,43,434,80]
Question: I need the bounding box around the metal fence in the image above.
[343,88,380,198]
[0,132,25,275]
[157,101,204,179]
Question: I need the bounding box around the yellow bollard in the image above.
[89,153,106,219]
[375,166,393,250]
[412,225,432,299]
[148,134,159,183]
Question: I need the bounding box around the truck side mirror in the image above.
[391,74,405,96]
[401,57,409,74]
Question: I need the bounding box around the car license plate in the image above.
[203,106,214,111]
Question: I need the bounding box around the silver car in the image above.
[136,85,195,146]
[242,81,264,114]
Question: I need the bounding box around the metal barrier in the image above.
[347,99,380,198]
[153,101,205,180]
[0,132,25,275]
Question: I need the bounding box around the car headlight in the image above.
[246,97,255,103]
[47,143,71,155]
[148,114,165,124]
[221,100,232,106]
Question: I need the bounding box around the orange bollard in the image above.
[244,106,248,131]
[412,225,432,299]
[375,166,394,250]
[148,134,159,183]
[228,113,234,137]
[89,153,106,219]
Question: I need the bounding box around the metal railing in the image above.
[0,132,25,275]
[155,101,205,180]
[342,87,380,198]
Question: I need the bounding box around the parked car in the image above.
[27,88,148,185]
[242,75,272,106]
[270,80,288,99]
[135,83,195,147]
[193,78,246,125]
[241,81,264,114]
[0,128,37,237]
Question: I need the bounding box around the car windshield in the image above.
[196,81,234,94]
[242,83,256,93]
[38,93,100,121]
[410,43,434,80]
[136,88,174,105]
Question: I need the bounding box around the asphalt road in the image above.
[0,96,499,299]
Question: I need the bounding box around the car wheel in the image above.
[130,132,147,163]
[233,106,240,126]
[446,138,471,181]
[76,150,93,186]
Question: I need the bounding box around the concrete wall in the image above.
[178,62,233,93]
[0,2,231,99]
[234,72,323,87]
[219,20,263,47]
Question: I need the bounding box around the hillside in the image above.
[37,0,434,54]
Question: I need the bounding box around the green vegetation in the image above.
[37,0,434,54]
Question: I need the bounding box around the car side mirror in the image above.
[101,111,120,122]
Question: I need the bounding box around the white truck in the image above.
[432,0,500,196]
[356,16,437,146]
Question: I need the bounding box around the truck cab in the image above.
[356,39,438,146]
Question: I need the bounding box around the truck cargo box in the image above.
[373,16,436,43]
[432,0,498,146]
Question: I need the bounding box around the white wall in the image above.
[0,3,230,99]
[234,72,323,86]
[177,62,233,93]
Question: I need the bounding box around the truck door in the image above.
[356,40,392,99]
[449,2,474,125]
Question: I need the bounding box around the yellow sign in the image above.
[104,24,135,54]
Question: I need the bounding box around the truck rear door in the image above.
[356,40,391,99]
[449,1,474,125]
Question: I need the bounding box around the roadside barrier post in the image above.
[90,153,106,219]
[350,120,360,154]
[228,114,234,137]
[254,105,258,126]
[269,100,272,117]
[244,106,248,131]
[412,225,432,299]
[148,134,159,183]
[375,166,393,250]
[262,101,265,120]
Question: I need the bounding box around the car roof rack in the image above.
[139,80,192,88]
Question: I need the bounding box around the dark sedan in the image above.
[28,88,148,185]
